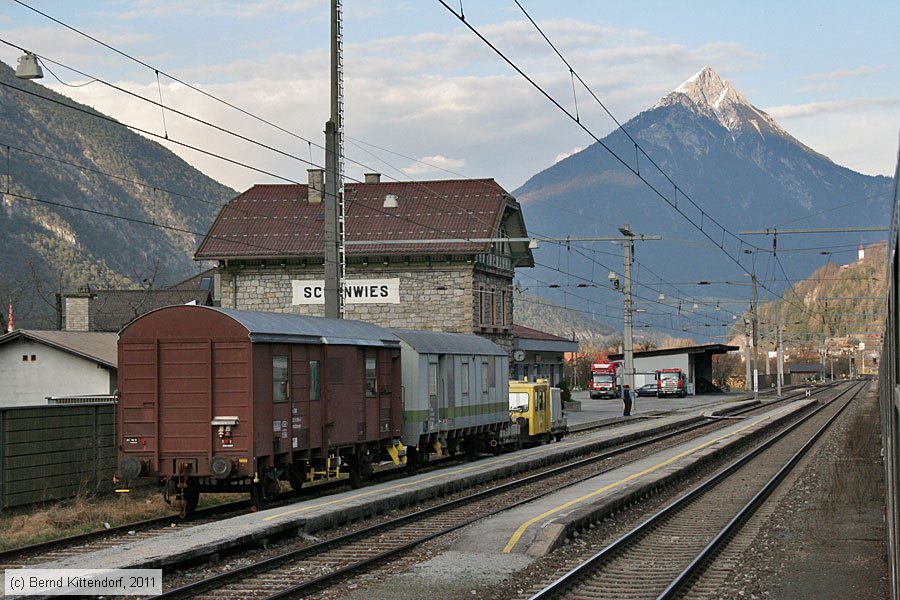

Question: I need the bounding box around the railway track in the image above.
[0,392,802,569]
[526,380,866,599]
[0,446,474,570]
[153,390,816,599]
[0,475,368,571]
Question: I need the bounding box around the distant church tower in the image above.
[859,243,865,262]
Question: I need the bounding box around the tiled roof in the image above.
[513,324,573,343]
[194,179,518,259]
[90,289,212,332]
[0,330,117,368]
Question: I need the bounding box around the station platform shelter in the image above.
[609,343,739,395]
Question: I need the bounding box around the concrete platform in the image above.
[453,398,817,558]
[33,395,780,573]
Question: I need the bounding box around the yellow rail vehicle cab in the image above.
[508,379,553,445]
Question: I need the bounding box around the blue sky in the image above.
[1,0,898,195]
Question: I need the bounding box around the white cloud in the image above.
[767,97,900,119]
[772,106,900,176]
[554,147,584,163]
[13,9,896,193]
[115,1,320,20]
[402,155,466,178]
[805,66,887,81]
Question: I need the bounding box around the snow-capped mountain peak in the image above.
[656,66,792,140]
[675,66,746,111]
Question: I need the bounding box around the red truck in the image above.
[589,362,620,399]
[656,368,687,398]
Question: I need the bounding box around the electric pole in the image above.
[616,224,660,392]
[776,310,783,396]
[324,0,346,318]
[744,318,752,393]
[622,227,635,392]
[751,273,758,401]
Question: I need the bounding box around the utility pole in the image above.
[324,0,345,319]
[614,224,661,392]
[572,330,578,390]
[751,273,759,401]
[622,226,635,393]
[744,319,751,393]
[776,312,783,396]
[601,225,660,392]
[765,320,771,383]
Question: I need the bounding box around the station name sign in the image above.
[291,279,400,305]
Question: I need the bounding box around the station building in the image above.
[511,325,578,387]
[194,172,535,353]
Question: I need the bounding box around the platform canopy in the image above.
[608,343,738,361]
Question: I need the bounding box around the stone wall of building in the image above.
[216,261,515,351]
[218,264,471,332]
[472,269,515,353]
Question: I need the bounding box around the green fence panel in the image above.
[0,403,118,512]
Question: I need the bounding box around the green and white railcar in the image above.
[391,329,509,471]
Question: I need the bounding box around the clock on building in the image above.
[513,350,526,362]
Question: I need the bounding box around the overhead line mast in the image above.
[324,0,346,318]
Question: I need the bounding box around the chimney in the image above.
[364,172,381,184]
[307,168,324,204]
[64,288,95,331]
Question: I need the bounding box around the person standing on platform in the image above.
[622,384,633,417]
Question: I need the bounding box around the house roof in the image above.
[88,289,213,332]
[0,330,117,368]
[194,179,534,266]
[513,325,579,353]
[170,268,216,292]
[513,325,573,343]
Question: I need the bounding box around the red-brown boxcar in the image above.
[115,305,402,516]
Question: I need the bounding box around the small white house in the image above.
[0,330,117,407]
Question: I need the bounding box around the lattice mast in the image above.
[324,0,346,318]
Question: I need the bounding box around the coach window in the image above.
[461,360,469,397]
[428,362,438,398]
[273,356,289,403]
[309,360,321,401]
[365,358,377,397]
[481,362,489,394]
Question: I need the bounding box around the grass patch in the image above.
[0,486,246,552]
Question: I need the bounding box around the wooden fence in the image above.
[0,402,117,512]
